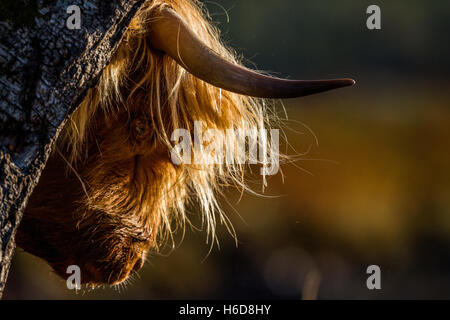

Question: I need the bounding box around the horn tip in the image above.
[341,78,356,87]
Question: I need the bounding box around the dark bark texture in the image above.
[0,0,145,297]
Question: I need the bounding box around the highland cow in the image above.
[16,0,354,287]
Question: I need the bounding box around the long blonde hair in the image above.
[59,0,283,249]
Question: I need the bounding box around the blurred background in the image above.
[4,0,450,299]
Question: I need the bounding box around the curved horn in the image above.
[148,6,355,99]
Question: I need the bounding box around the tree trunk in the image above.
[0,0,145,297]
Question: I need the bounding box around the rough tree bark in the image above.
[0,0,145,297]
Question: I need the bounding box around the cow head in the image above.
[16,0,354,287]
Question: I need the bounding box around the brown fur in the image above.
[16,0,282,287]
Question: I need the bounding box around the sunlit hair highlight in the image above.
[59,0,284,251]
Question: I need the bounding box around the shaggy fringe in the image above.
[59,0,285,252]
